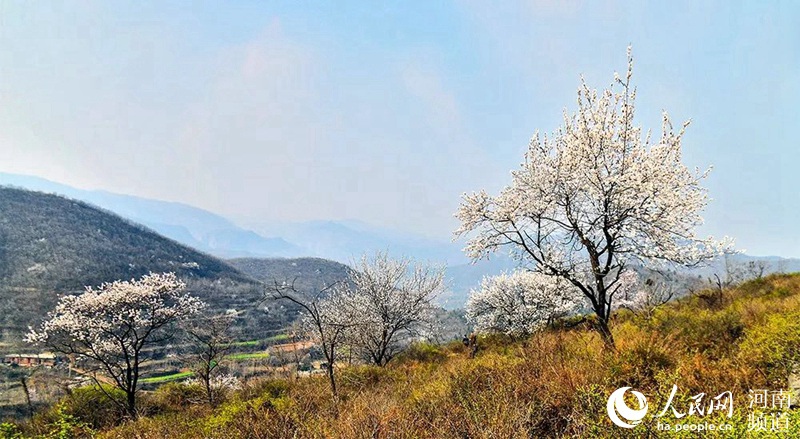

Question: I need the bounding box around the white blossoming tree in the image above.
[343,253,445,366]
[466,270,582,337]
[26,272,205,418]
[455,48,733,348]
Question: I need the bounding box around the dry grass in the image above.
[8,274,800,438]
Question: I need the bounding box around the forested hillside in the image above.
[0,187,251,344]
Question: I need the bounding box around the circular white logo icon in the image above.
[607,387,648,428]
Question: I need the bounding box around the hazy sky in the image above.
[0,1,798,257]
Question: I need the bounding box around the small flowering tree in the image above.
[466,270,581,337]
[613,271,675,319]
[267,279,357,397]
[455,48,733,348]
[184,374,241,403]
[343,253,445,366]
[26,272,205,418]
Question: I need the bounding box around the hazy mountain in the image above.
[6,173,796,313]
[229,257,352,294]
[0,173,302,259]
[245,219,467,265]
[0,173,469,264]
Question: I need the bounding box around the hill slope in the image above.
[0,187,245,289]
[0,173,302,258]
[0,187,256,343]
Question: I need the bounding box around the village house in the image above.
[3,353,58,367]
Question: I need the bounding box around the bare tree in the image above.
[26,273,204,418]
[745,260,770,280]
[184,314,234,406]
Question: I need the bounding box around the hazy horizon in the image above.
[1,2,798,257]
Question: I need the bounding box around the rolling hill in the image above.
[0,173,302,259]
[0,187,259,345]
[0,187,364,350]
[0,187,245,289]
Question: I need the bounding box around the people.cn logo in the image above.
[607,387,649,428]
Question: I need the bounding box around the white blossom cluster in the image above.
[466,270,582,336]
[343,253,445,365]
[26,272,205,375]
[455,48,734,337]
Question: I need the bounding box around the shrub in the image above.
[393,342,448,364]
[739,311,800,385]
[0,423,23,439]
[51,385,127,430]
[145,382,207,413]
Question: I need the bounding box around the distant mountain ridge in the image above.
[0,173,471,265]
[0,173,302,259]
[3,173,799,311]
[229,257,352,295]
[245,219,466,265]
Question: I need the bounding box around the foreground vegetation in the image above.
[3,273,800,438]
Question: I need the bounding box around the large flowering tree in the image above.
[466,270,581,337]
[27,272,205,417]
[455,48,733,348]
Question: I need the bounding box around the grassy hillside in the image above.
[0,187,252,344]
[9,273,799,438]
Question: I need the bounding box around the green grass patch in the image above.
[140,371,194,384]
[266,334,290,343]
[228,352,270,361]
[223,340,260,348]
[222,334,289,348]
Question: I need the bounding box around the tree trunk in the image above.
[205,374,214,406]
[596,316,615,350]
[126,389,137,419]
[20,376,33,418]
[326,364,337,397]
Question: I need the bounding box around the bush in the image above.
[47,385,127,431]
[394,342,448,364]
[145,382,207,413]
[0,423,23,439]
[739,311,800,385]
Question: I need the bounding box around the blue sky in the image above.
[0,1,798,257]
